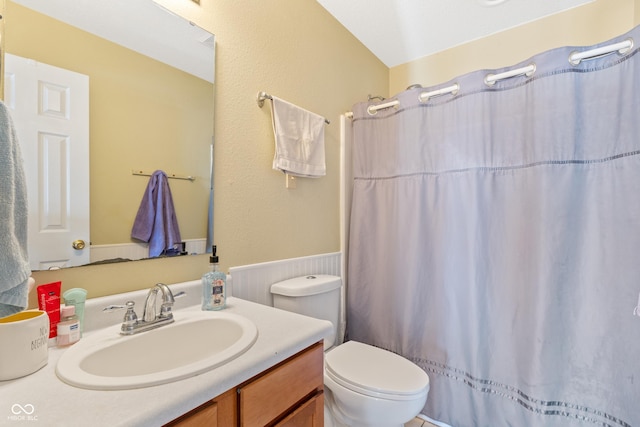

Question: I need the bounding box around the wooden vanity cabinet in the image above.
[238,340,324,426]
[271,392,323,427]
[166,341,324,427]
[167,388,237,427]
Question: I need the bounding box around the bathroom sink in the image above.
[56,310,258,390]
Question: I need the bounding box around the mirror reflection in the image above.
[4,0,215,270]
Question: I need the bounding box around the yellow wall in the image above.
[202,0,389,268]
[390,0,637,94]
[22,0,640,307]
[24,0,388,306]
[6,2,213,245]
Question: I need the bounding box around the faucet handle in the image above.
[103,304,126,312]
[121,301,138,333]
[102,301,139,333]
[159,303,173,318]
[103,301,137,316]
[159,290,187,318]
[123,301,138,321]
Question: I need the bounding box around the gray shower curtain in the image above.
[347,26,640,427]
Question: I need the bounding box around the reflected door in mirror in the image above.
[5,53,90,270]
[5,0,215,268]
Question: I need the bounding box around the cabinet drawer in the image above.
[275,391,323,427]
[239,341,324,427]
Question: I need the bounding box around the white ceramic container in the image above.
[0,310,49,380]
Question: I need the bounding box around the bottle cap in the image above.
[210,245,219,264]
[61,305,75,317]
[63,288,87,304]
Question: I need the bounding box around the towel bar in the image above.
[257,91,330,124]
[132,170,195,182]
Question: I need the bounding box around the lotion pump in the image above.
[202,245,226,310]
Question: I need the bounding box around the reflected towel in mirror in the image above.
[131,170,182,258]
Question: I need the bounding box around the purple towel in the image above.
[131,170,181,257]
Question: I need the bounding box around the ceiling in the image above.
[11,0,215,82]
[316,0,595,67]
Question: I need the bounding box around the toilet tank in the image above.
[270,275,342,350]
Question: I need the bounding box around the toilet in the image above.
[271,275,430,427]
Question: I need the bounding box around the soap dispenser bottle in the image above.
[202,245,226,311]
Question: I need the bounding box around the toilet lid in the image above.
[325,341,429,401]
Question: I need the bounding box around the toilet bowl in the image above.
[271,275,430,427]
[324,340,429,426]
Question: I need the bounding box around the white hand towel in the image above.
[0,101,30,318]
[270,96,326,178]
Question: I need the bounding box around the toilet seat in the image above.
[325,341,430,401]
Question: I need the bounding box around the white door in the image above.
[4,53,90,270]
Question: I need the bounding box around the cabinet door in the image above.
[165,388,237,427]
[275,392,324,427]
[238,342,324,427]
[168,402,218,427]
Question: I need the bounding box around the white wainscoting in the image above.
[229,252,341,307]
[90,238,207,264]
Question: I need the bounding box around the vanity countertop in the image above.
[0,280,332,427]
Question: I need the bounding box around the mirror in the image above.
[4,0,215,270]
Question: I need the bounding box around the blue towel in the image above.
[0,101,30,318]
[131,170,182,258]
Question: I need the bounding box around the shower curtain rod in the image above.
[345,37,634,118]
[257,91,330,124]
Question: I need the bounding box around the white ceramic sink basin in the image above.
[56,310,258,390]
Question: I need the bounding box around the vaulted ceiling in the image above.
[316,0,595,67]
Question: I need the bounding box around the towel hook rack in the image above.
[257,91,330,124]
[132,169,195,182]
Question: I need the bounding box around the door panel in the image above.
[5,53,90,269]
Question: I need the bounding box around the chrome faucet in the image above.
[103,283,184,335]
[142,282,175,323]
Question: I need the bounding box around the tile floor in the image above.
[405,417,439,427]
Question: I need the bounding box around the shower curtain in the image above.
[347,26,640,427]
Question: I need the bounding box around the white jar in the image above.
[0,310,49,380]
